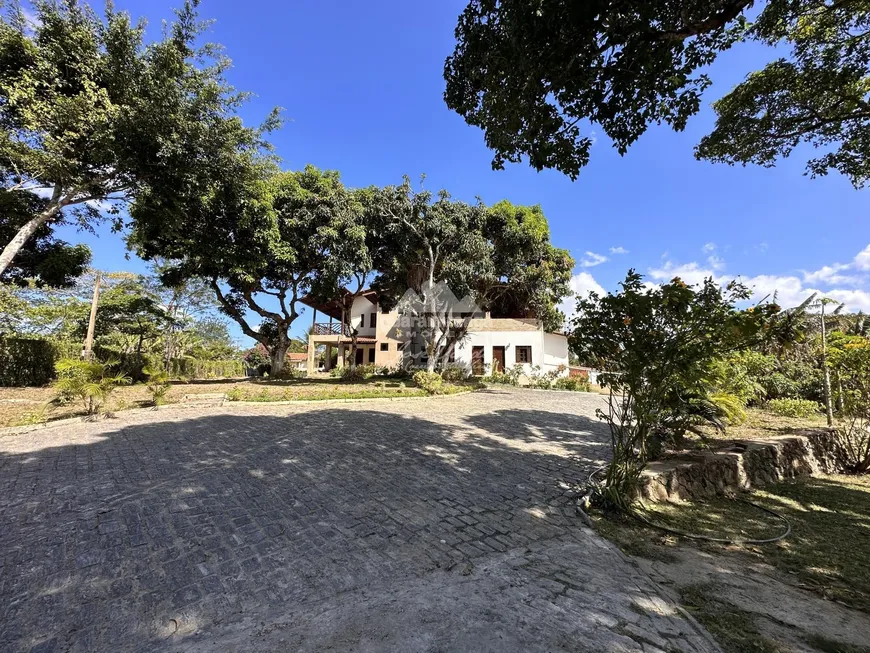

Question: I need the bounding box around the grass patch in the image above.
[679,584,784,653]
[690,407,829,449]
[596,475,870,613]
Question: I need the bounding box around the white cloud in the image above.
[854,245,870,271]
[649,261,724,287]
[707,254,726,271]
[702,242,717,254]
[649,244,870,313]
[609,246,629,255]
[580,251,608,268]
[559,272,606,319]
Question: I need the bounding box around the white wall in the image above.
[348,296,378,336]
[452,331,569,377]
[543,333,569,373]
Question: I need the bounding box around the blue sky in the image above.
[51,0,870,345]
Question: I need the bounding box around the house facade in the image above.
[301,289,570,378]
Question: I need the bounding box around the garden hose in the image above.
[576,466,793,545]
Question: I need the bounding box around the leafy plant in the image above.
[570,271,773,510]
[553,376,590,392]
[52,358,130,416]
[413,370,447,395]
[226,386,247,402]
[767,398,821,418]
[829,338,870,473]
[483,364,522,386]
[440,364,469,382]
[143,363,172,407]
[342,364,377,381]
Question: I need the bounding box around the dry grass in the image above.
[598,474,870,613]
[0,376,436,427]
[690,406,829,449]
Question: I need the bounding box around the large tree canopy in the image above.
[0,0,276,277]
[134,165,367,375]
[444,0,870,187]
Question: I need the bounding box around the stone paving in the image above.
[0,388,720,652]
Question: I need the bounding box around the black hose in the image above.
[577,465,793,545]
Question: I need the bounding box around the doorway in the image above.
[492,346,505,373]
[471,346,485,375]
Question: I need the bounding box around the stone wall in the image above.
[641,430,843,503]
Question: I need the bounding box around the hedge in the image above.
[0,338,245,387]
[168,357,245,380]
[0,338,62,386]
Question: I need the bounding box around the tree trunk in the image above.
[270,344,288,376]
[821,303,834,427]
[0,192,62,277]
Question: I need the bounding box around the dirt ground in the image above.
[597,474,870,653]
[0,377,424,427]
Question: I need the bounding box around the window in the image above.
[380,342,389,352]
[515,346,532,364]
[371,313,377,329]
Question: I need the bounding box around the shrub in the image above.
[829,337,870,473]
[413,370,447,395]
[269,366,304,381]
[483,364,522,386]
[570,271,775,510]
[554,376,590,392]
[52,358,130,415]
[0,338,69,387]
[767,398,821,418]
[143,363,172,407]
[440,364,469,382]
[226,387,247,402]
[341,364,377,381]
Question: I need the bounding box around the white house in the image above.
[300,289,570,379]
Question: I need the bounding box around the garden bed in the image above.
[0,376,476,427]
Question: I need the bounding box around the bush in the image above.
[168,357,245,380]
[143,363,171,407]
[226,386,247,402]
[267,366,304,381]
[413,370,447,395]
[340,364,377,381]
[0,338,71,387]
[767,398,821,418]
[440,364,469,382]
[553,376,590,392]
[52,358,130,415]
[483,364,522,386]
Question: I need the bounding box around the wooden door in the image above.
[471,346,485,375]
[355,348,365,365]
[492,346,505,373]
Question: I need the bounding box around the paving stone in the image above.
[0,388,718,652]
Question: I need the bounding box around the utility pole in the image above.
[82,272,101,360]
[820,299,834,427]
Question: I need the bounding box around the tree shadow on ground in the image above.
[0,403,609,653]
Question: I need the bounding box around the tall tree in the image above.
[0,0,277,276]
[483,200,574,332]
[367,177,492,372]
[134,165,366,376]
[444,0,870,187]
[368,179,573,370]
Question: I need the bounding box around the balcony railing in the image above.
[312,322,350,336]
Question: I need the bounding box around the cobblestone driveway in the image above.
[0,388,719,652]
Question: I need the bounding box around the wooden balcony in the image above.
[312,322,350,337]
